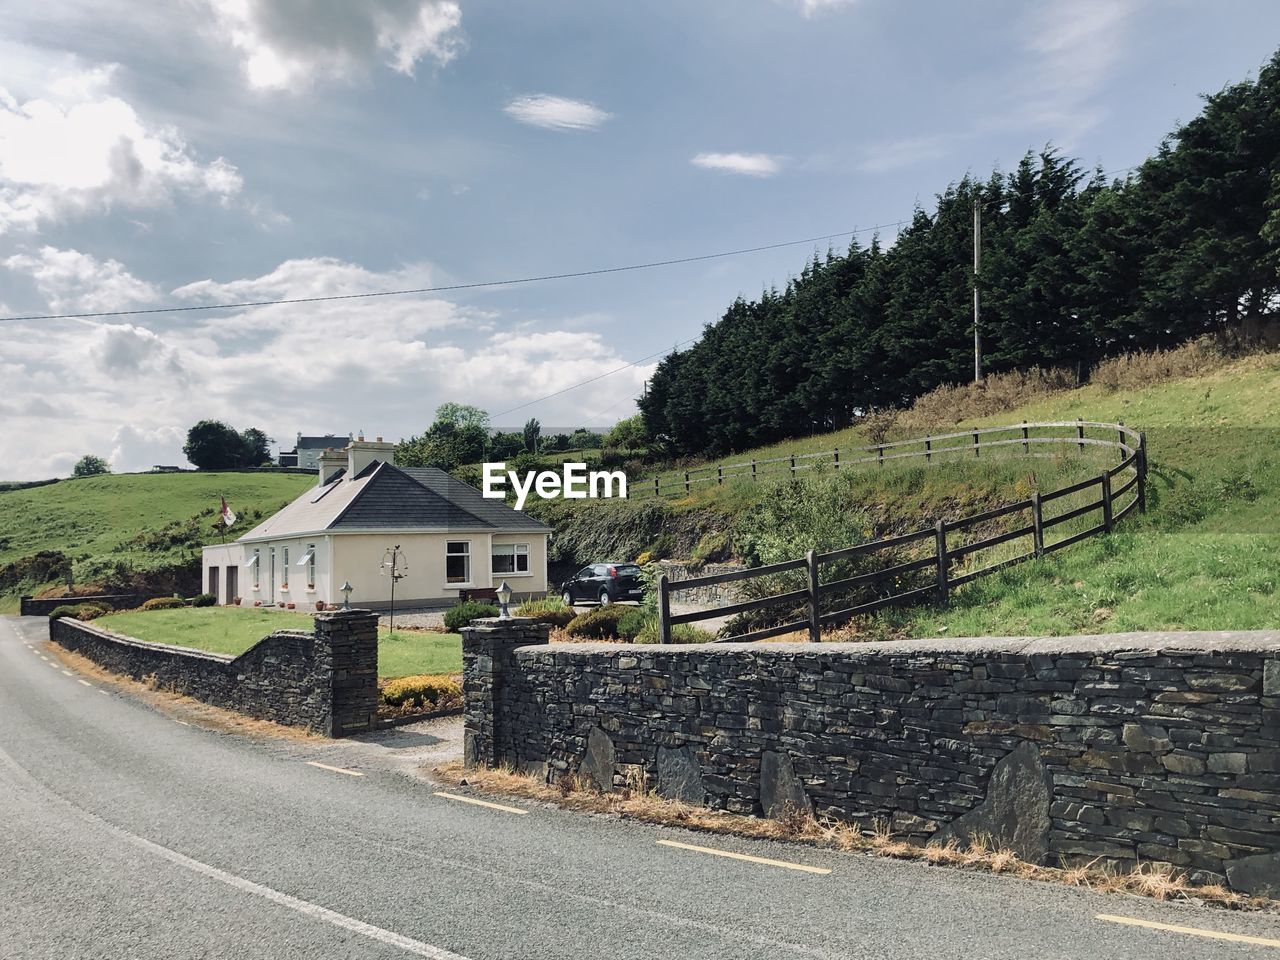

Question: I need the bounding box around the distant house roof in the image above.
[296,434,351,450]
[236,461,550,542]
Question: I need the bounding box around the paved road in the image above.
[3,614,1280,959]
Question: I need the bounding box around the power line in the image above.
[0,220,910,325]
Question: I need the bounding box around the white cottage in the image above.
[201,438,551,610]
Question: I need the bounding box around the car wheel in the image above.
[599,589,612,606]
[562,590,574,606]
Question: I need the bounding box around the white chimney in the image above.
[346,437,397,479]
[318,448,346,486]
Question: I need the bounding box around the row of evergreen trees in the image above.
[641,51,1280,458]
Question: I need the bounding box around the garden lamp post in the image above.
[381,545,408,634]
[496,580,513,620]
[340,581,353,610]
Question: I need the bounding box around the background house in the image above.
[203,437,550,610]
[276,432,353,470]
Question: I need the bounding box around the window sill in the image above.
[492,571,534,578]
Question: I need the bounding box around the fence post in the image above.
[1117,420,1126,462]
[877,445,884,467]
[934,520,949,605]
[1021,421,1029,454]
[1076,418,1085,451]
[658,575,671,645]
[790,454,796,478]
[717,465,723,486]
[805,550,820,643]
[653,477,660,497]
[973,430,980,458]
[684,471,690,493]
[925,438,932,464]
[1031,493,1045,558]
[1101,471,1114,532]
[833,448,840,470]
[751,459,757,480]
[1137,432,1148,514]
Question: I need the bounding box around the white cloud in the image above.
[691,152,782,178]
[782,0,859,16]
[0,252,651,480]
[208,0,465,91]
[4,246,160,311]
[0,65,242,234]
[502,95,613,132]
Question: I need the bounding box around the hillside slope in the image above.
[533,351,1280,637]
[0,471,312,611]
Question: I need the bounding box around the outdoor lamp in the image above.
[496,580,513,619]
[340,581,353,610]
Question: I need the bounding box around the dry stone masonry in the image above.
[51,609,379,736]
[462,623,1280,896]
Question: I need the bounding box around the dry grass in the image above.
[436,762,1277,912]
[47,641,323,742]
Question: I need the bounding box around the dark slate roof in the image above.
[297,434,350,450]
[399,466,552,532]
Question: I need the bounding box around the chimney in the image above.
[318,448,346,486]
[346,437,397,478]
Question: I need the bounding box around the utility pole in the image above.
[973,198,983,383]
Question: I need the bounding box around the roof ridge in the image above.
[390,463,491,528]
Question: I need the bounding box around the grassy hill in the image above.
[532,348,1280,637]
[0,471,313,612]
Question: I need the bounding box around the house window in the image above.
[297,544,316,589]
[446,541,471,584]
[492,542,529,575]
[249,549,260,589]
[268,548,276,597]
[281,547,289,588]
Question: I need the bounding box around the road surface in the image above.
[2,614,1279,959]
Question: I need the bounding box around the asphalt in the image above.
[3,613,1280,959]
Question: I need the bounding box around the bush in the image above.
[381,674,463,710]
[49,604,84,620]
[191,593,217,607]
[49,602,112,621]
[564,605,629,640]
[141,596,186,611]
[443,601,499,631]
[616,607,716,644]
[515,596,576,628]
[616,606,649,641]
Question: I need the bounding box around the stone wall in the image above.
[51,609,379,737]
[463,625,1280,896]
[21,594,147,617]
[657,561,746,606]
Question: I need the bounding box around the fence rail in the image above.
[656,421,1147,644]
[636,419,1142,499]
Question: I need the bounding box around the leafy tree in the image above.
[72,455,110,478]
[569,428,603,450]
[522,418,541,453]
[489,432,525,460]
[604,415,647,452]
[184,420,246,470]
[399,404,491,469]
[433,402,490,433]
[240,428,272,467]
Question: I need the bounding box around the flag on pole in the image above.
[220,496,237,527]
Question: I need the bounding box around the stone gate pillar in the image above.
[314,609,379,737]
[461,617,550,768]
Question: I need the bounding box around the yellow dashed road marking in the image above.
[656,839,831,875]
[305,761,364,777]
[433,791,528,815]
[1097,914,1280,948]
[77,679,91,687]
[60,670,73,677]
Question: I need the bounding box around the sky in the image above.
[1,0,1278,480]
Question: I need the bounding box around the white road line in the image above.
[174,720,191,727]
[60,670,73,677]
[305,761,363,777]
[656,839,832,875]
[0,745,471,960]
[98,689,110,696]
[433,791,528,815]
[39,655,49,661]
[77,680,92,688]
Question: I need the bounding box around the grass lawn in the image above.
[93,606,462,678]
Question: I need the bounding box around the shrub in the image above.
[49,604,84,620]
[141,596,186,611]
[617,607,717,644]
[443,601,499,631]
[49,602,111,621]
[515,597,576,628]
[380,674,463,711]
[689,530,731,569]
[191,593,217,607]
[616,606,649,641]
[564,605,629,640]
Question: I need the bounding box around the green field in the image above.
[93,606,462,678]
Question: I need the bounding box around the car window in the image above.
[615,564,642,577]
[577,567,594,579]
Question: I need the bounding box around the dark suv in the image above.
[561,563,645,605]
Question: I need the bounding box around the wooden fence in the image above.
[657,421,1147,644]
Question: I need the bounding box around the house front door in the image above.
[209,566,220,602]
[226,567,238,605]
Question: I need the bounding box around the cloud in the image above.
[0,65,241,234]
[781,0,859,15]
[0,251,652,479]
[502,95,613,132]
[690,152,782,178]
[208,0,465,91]
[4,246,160,311]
